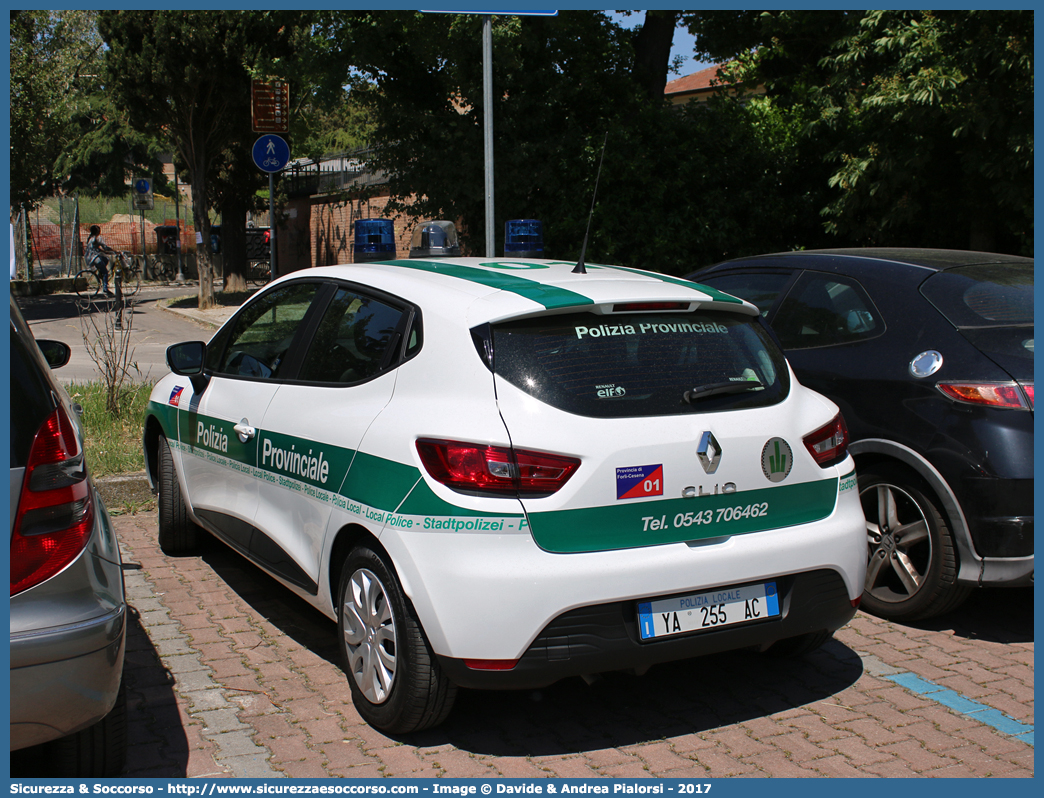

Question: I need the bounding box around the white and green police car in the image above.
[143,257,865,733]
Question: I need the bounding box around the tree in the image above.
[9,10,138,209]
[98,11,304,307]
[318,11,808,272]
[686,10,1033,255]
[816,11,1033,254]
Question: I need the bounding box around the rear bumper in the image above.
[10,602,127,750]
[439,568,855,690]
[9,493,127,751]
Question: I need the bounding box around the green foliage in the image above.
[318,11,815,272]
[10,10,168,207]
[98,11,309,304]
[686,9,1033,255]
[815,11,1033,254]
[66,382,153,477]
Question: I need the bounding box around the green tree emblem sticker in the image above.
[761,438,793,483]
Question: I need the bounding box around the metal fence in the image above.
[285,148,387,198]
[14,194,202,280]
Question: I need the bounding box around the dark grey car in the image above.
[10,295,127,776]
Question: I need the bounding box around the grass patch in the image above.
[166,290,256,309]
[67,382,153,477]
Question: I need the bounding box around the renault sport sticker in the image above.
[616,464,664,500]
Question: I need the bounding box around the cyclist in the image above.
[84,224,115,296]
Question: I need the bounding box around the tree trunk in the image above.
[633,10,679,100]
[220,193,249,293]
[191,166,215,309]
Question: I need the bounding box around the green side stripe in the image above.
[383,259,594,310]
[395,477,521,518]
[146,399,179,438]
[340,451,421,512]
[528,478,839,553]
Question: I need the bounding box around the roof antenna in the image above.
[573,131,608,275]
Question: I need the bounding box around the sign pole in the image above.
[483,15,495,258]
[251,77,290,281]
[174,167,184,283]
[269,172,276,279]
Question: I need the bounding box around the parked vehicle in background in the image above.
[142,257,866,733]
[690,249,1033,620]
[9,296,128,776]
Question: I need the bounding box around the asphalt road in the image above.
[15,285,228,384]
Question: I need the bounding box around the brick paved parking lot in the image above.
[14,511,1032,779]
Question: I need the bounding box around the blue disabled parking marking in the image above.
[885,672,1034,745]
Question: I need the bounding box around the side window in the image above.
[772,272,883,350]
[212,283,320,379]
[695,272,793,313]
[297,287,406,384]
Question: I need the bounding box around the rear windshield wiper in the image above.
[684,379,764,403]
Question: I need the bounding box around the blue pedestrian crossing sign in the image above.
[253,134,291,173]
[133,177,154,210]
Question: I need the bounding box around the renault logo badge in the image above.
[697,431,721,474]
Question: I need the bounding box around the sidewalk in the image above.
[161,299,239,329]
[107,510,1033,779]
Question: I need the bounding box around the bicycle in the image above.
[76,251,142,302]
[153,255,178,284]
[247,260,271,287]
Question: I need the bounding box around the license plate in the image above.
[638,581,779,641]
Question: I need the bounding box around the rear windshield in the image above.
[490,311,790,418]
[920,263,1033,328]
[10,325,56,469]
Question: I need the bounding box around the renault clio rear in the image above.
[143,258,865,733]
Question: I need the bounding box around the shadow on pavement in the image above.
[164,532,1031,759]
[423,640,863,756]
[198,538,867,755]
[907,586,1033,644]
[201,541,342,667]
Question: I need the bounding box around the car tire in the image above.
[337,546,457,734]
[157,435,199,554]
[763,629,832,658]
[859,464,970,621]
[48,678,127,777]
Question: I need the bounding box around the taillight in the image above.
[803,413,849,468]
[937,381,1033,410]
[416,439,580,497]
[11,405,94,597]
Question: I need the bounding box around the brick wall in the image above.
[281,190,424,273]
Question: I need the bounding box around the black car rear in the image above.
[689,249,1033,620]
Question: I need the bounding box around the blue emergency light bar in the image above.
[504,219,544,258]
[354,219,396,262]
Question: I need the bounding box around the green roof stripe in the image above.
[593,264,744,304]
[384,259,594,310]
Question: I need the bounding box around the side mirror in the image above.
[37,339,71,369]
[167,341,206,375]
[167,341,210,393]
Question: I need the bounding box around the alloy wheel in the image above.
[342,568,397,704]
[862,482,932,605]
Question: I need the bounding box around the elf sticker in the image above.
[616,464,664,500]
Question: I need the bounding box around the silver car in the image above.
[9,295,127,776]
